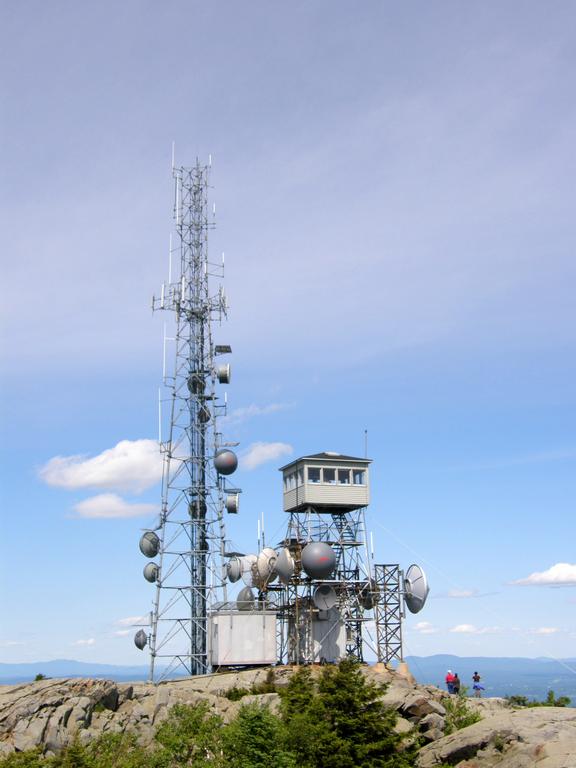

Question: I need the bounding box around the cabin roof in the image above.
[278,452,372,472]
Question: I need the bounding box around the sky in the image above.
[1,0,576,667]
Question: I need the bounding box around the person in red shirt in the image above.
[445,669,455,693]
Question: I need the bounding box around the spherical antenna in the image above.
[275,547,295,584]
[214,448,238,475]
[134,629,147,650]
[139,531,160,558]
[226,557,242,583]
[301,542,336,579]
[403,564,429,614]
[236,586,255,611]
[143,563,159,583]
[313,584,338,610]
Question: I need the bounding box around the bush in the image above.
[442,690,482,734]
[222,703,295,768]
[154,702,224,767]
[223,686,251,701]
[506,690,571,708]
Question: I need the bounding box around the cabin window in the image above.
[308,467,321,483]
[297,468,304,485]
[338,469,350,484]
[323,468,336,484]
[352,469,365,485]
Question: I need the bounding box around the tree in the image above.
[506,690,572,708]
[222,703,295,768]
[280,659,413,768]
[153,702,224,767]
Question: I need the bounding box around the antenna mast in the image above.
[136,160,237,681]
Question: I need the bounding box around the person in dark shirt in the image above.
[452,673,461,694]
[472,671,484,697]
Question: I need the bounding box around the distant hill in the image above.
[0,659,160,684]
[405,654,576,705]
[1,656,575,705]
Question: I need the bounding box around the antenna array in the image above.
[136,161,237,681]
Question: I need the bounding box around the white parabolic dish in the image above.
[403,563,429,614]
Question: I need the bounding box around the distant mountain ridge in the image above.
[1,655,575,705]
[405,654,576,705]
[0,659,154,683]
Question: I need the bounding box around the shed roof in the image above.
[278,452,372,472]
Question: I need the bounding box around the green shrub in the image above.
[154,702,224,767]
[250,668,277,695]
[506,690,571,708]
[222,703,294,768]
[223,686,250,701]
[442,690,482,734]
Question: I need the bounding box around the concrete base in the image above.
[395,661,416,685]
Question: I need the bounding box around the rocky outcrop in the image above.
[0,666,442,756]
[1,667,574,766]
[417,707,576,768]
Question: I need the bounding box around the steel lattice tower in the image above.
[274,507,373,664]
[141,161,234,681]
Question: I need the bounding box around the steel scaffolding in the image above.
[144,161,232,681]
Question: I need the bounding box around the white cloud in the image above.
[39,439,162,494]
[117,616,148,626]
[225,402,294,426]
[450,624,477,634]
[72,638,95,646]
[447,589,477,598]
[529,627,560,635]
[113,629,131,637]
[511,563,576,587]
[72,494,157,519]
[449,624,500,635]
[241,441,293,470]
[412,621,438,635]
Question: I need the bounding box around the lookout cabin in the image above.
[279,452,371,513]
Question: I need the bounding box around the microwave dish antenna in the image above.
[257,547,278,584]
[226,557,242,583]
[313,584,338,610]
[403,564,429,614]
[240,554,257,586]
[139,532,160,558]
[275,547,295,584]
[237,586,255,611]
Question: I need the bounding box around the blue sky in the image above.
[1,1,575,666]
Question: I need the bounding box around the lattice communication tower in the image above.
[135,161,239,681]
